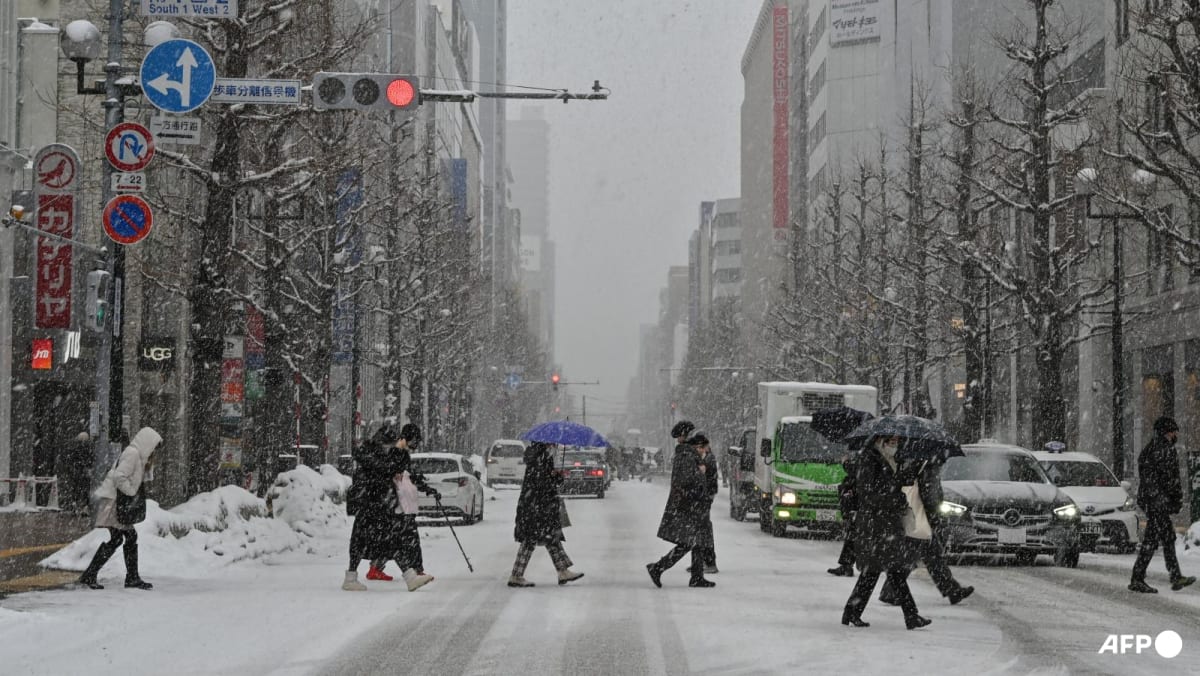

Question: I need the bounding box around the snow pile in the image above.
[41,465,352,576]
[1186,520,1200,551]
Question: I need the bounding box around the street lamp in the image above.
[1075,167,1157,479]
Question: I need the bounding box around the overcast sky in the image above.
[506,0,761,421]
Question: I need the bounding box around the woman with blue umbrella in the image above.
[506,421,602,588]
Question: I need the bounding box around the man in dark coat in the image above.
[508,442,584,587]
[828,452,859,577]
[879,459,974,604]
[647,421,715,588]
[1130,417,1195,593]
[343,422,438,591]
[841,436,929,629]
[688,433,720,575]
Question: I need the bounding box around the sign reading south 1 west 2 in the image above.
[141,0,237,17]
[140,39,217,114]
[103,195,154,245]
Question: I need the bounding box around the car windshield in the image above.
[490,444,524,458]
[1039,460,1120,488]
[411,458,460,475]
[778,422,847,463]
[943,452,1050,484]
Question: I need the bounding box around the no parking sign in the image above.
[102,195,154,245]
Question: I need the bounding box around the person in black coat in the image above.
[828,452,859,577]
[343,423,438,591]
[647,421,715,588]
[688,433,720,575]
[508,442,584,587]
[1130,417,1195,593]
[879,459,974,605]
[841,435,930,629]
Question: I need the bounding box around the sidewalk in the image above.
[0,511,92,595]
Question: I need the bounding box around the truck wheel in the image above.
[1014,551,1038,566]
[759,505,771,532]
[1055,546,1080,568]
[771,518,787,538]
[597,490,606,499]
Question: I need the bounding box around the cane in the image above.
[435,495,474,573]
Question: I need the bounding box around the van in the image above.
[484,439,526,486]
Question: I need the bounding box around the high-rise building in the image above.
[508,108,555,362]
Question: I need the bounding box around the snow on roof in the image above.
[412,452,467,461]
[1030,451,1106,464]
[963,442,1037,456]
[492,439,525,446]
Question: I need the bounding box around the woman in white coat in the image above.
[79,427,162,590]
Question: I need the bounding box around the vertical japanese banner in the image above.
[772,6,790,238]
[220,336,245,470]
[32,144,81,329]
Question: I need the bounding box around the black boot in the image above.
[1129,579,1158,593]
[841,610,869,627]
[905,614,932,630]
[122,532,150,589]
[646,563,663,588]
[688,575,716,588]
[827,564,854,577]
[1170,576,1195,591]
[77,575,103,590]
[947,585,974,605]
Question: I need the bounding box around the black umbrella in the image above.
[811,406,875,443]
[843,415,964,461]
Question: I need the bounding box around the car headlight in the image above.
[1054,503,1079,520]
[780,491,798,505]
[1120,496,1137,512]
[938,501,967,517]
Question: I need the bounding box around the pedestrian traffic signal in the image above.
[311,73,421,111]
[84,270,111,332]
[551,373,560,392]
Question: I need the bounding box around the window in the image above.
[778,422,847,463]
[808,111,827,154]
[809,6,827,48]
[808,60,826,100]
[714,240,741,256]
[1039,461,1120,488]
[942,452,1051,484]
[411,457,461,475]
[1115,0,1130,45]
[714,268,743,284]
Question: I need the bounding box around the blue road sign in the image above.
[103,195,154,245]
[140,39,216,113]
[504,373,522,391]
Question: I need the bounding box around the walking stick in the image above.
[435,495,474,573]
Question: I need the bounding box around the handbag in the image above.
[901,484,932,540]
[116,485,147,525]
[395,472,420,515]
[558,497,571,528]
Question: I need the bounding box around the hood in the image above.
[1056,485,1128,510]
[129,427,163,463]
[943,480,1067,509]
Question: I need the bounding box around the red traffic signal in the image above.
[312,73,420,111]
[387,78,416,107]
[551,373,560,391]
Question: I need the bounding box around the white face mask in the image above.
[878,440,899,460]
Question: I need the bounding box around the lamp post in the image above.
[61,10,171,466]
[1075,167,1156,479]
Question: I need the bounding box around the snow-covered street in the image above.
[2,476,1197,675]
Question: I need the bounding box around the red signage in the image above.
[772,6,789,232]
[104,122,155,172]
[221,359,245,403]
[31,339,53,370]
[33,144,80,330]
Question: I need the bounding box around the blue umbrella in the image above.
[520,420,610,448]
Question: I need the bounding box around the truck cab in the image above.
[753,382,877,537]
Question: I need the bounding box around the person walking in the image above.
[647,421,715,588]
[688,433,719,575]
[828,452,859,577]
[1129,416,1196,593]
[370,424,437,591]
[880,459,973,605]
[344,422,438,591]
[840,435,930,629]
[508,442,584,588]
[78,427,162,590]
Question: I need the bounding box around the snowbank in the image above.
[1186,520,1200,551]
[41,465,351,576]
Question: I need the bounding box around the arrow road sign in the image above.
[140,39,216,113]
[149,115,202,145]
[105,122,155,172]
[103,195,154,245]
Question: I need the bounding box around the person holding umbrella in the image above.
[688,432,719,576]
[508,441,585,588]
[647,421,715,588]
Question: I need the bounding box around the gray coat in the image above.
[656,444,713,549]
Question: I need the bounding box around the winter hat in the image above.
[1154,416,1179,435]
[687,433,711,447]
[671,420,696,440]
[400,423,423,443]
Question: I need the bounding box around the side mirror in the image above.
[760,439,772,458]
[1120,480,1132,492]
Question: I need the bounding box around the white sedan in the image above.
[411,453,486,524]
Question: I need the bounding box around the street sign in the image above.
[149,115,201,145]
[210,78,301,105]
[32,143,81,330]
[140,39,216,113]
[504,373,522,391]
[102,195,154,245]
[111,172,146,193]
[141,0,238,18]
[104,122,155,172]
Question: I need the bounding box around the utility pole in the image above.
[582,395,586,427]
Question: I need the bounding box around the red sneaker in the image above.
[366,565,394,581]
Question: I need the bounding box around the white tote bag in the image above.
[395,472,420,515]
[901,484,933,540]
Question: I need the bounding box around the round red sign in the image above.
[105,122,155,172]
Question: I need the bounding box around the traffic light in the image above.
[84,270,111,332]
[551,373,560,392]
[312,73,420,111]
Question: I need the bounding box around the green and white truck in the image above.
[754,382,878,537]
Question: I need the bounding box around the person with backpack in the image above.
[78,427,162,590]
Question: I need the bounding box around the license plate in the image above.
[815,509,839,521]
[997,527,1027,544]
[1080,522,1101,534]
[570,470,583,478]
